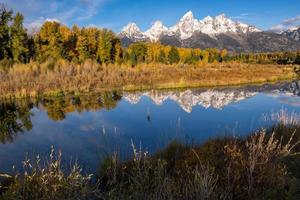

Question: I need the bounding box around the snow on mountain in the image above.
[120,23,148,41]
[282,26,300,41]
[119,11,261,42]
[123,89,257,113]
[169,11,202,40]
[144,21,168,41]
[122,81,300,113]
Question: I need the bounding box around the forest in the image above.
[0,4,300,97]
[1,4,300,68]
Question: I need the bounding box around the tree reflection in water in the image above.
[0,91,123,143]
[0,100,33,143]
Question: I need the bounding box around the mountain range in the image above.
[119,11,300,52]
[122,81,300,113]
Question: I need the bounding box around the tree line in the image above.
[1,4,300,69]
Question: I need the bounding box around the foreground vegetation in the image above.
[0,5,300,97]
[0,110,300,200]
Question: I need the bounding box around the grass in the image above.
[1,110,300,199]
[0,59,297,98]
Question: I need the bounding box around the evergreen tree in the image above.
[130,51,137,67]
[97,29,113,64]
[11,12,30,63]
[111,38,122,65]
[129,43,147,64]
[295,52,300,65]
[158,49,166,64]
[220,49,228,62]
[168,46,180,64]
[84,27,98,59]
[59,25,73,60]
[0,4,13,60]
[122,51,130,64]
[75,30,89,63]
[36,21,63,61]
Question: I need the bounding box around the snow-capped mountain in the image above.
[168,11,203,40]
[119,23,148,41]
[123,89,257,113]
[119,11,300,52]
[144,21,168,41]
[282,26,300,41]
[120,11,260,42]
[122,81,300,113]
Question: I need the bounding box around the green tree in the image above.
[220,49,228,62]
[158,49,166,64]
[111,38,122,65]
[130,50,137,67]
[35,21,63,61]
[84,27,99,59]
[97,29,113,64]
[294,52,300,65]
[168,46,180,64]
[0,4,13,60]
[129,43,147,66]
[11,12,30,63]
[75,28,89,63]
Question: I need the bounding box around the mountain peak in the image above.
[288,26,300,31]
[203,16,213,23]
[181,11,194,21]
[120,23,148,41]
[215,13,227,19]
[120,11,262,42]
[151,20,166,28]
[122,23,141,33]
[282,26,300,41]
[145,20,168,41]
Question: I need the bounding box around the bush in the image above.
[1,146,98,200]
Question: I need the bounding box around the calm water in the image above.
[1,81,300,174]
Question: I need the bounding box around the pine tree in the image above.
[75,30,89,63]
[59,25,73,60]
[11,12,30,63]
[294,52,300,65]
[36,21,63,61]
[220,49,228,62]
[130,51,137,67]
[168,46,180,64]
[158,49,166,64]
[111,38,122,65]
[129,43,147,64]
[0,4,13,60]
[97,29,113,64]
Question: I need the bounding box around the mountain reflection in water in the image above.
[1,81,300,173]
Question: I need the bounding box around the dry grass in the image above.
[1,146,98,200]
[263,108,300,127]
[1,128,299,200]
[0,59,296,97]
[271,109,300,127]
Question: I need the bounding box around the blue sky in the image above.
[2,0,300,32]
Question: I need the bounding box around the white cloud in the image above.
[2,0,109,30]
[271,15,300,32]
[77,0,107,21]
[26,17,61,34]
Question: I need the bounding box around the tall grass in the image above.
[1,118,300,199]
[0,59,296,97]
[271,109,300,126]
[1,146,98,200]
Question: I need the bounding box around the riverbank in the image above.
[1,119,300,199]
[0,60,297,98]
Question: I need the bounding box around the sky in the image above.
[2,0,300,32]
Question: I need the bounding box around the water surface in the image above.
[1,81,300,173]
